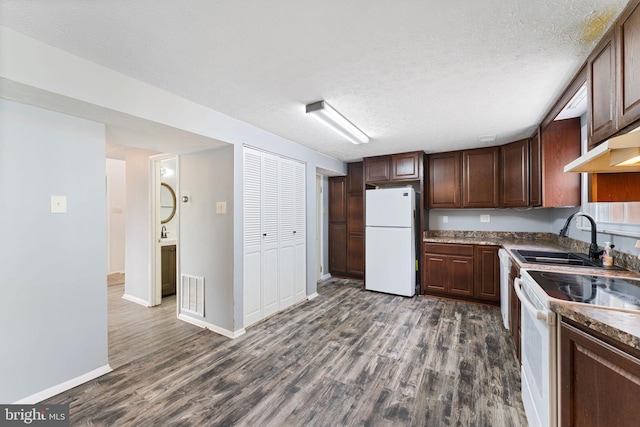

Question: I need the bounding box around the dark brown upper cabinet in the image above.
[501,139,530,208]
[617,0,640,130]
[364,151,423,184]
[390,152,422,181]
[363,156,390,183]
[588,28,617,147]
[328,177,347,223]
[347,161,364,194]
[541,118,582,207]
[462,147,500,208]
[529,132,542,207]
[428,151,461,209]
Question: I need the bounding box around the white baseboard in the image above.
[307,292,319,300]
[122,293,151,307]
[321,273,331,280]
[177,313,246,339]
[108,270,125,275]
[13,364,112,404]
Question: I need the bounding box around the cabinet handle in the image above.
[293,231,297,234]
[263,233,267,237]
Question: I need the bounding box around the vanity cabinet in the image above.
[161,244,177,297]
[462,147,500,208]
[501,139,529,208]
[560,320,640,426]
[428,151,461,208]
[422,243,499,304]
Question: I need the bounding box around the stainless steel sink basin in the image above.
[513,249,602,268]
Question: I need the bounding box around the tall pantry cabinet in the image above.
[243,147,306,327]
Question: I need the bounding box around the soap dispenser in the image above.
[602,242,614,267]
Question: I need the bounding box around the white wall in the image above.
[0,99,109,403]
[106,158,126,273]
[428,208,559,232]
[124,148,157,304]
[180,146,235,333]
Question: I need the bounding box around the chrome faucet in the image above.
[559,212,603,261]
[161,225,167,239]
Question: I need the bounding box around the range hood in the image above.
[564,127,640,173]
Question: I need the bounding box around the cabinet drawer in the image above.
[424,243,473,256]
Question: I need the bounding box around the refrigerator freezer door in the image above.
[365,226,415,296]
[366,188,414,228]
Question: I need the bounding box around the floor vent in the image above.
[180,274,204,317]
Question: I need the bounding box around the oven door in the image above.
[514,277,557,427]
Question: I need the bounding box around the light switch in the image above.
[51,195,67,213]
[216,201,227,214]
[480,214,490,223]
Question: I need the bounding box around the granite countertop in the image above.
[424,230,640,351]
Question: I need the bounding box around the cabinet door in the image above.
[347,162,364,194]
[529,132,542,207]
[347,193,364,277]
[428,152,461,208]
[462,147,500,208]
[618,1,640,129]
[448,256,474,297]
[588,30,617,146]
[261,153,280,318]
[329,177,347,223]
[474,246,499,302]
[391,152,421,181]
[501,139,529,208]
[293,161,306,300]
[423,253,447,293]
[541,118,581,207]
[364,156,390,183]
[329,223,347,275]
[560,322,640,426]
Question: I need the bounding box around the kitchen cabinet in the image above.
[329,176,348,276]
[560,320,640,426]
[423,243,474,297]
[588,172,640,202]
[474,245,500,302]
[509,263,521,362]
[588,29,617,147]
[501,139,529,208]
[161,244,176,297]
[423,243,499,303]
[329,163,365,278]
[347,162,364,278]
[462,147,500,208]
[428,151,461,208]
[364,151,423,184]
[529,132,541,207]
[540,118,581,207]
[617,0,640,130]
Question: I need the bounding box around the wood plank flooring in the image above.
[49,278,527,426]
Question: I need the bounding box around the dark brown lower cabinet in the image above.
[474,245,500,302]
[560,320,640,426]
[329,223,347,276]
[161,245,177,297]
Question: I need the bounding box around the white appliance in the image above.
[514,270,557,427]
[365,187,416,297]
[498,249,512,330]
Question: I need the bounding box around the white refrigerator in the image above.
[365,187,416,297]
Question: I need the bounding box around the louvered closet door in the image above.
[293,161,306,300]
[243,148,263,326]
[278,158,296,310]
[261,152,280,318]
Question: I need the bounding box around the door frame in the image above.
[149,153,179,307]
[316,174,323,281]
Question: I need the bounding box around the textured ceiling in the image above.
[0,0,630,162]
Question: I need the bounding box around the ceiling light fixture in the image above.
[305,101,369,144]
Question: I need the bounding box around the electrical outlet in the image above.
[51,195,67,213]
[216,201,227,214]
[480,214,490,223]
[442,216,448,223]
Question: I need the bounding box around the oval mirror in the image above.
[160,182,176,224]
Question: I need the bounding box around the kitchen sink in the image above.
[512,249,606,268]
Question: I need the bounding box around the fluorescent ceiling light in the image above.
[305,101,369,144]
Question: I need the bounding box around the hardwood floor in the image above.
[49,278,527,426]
